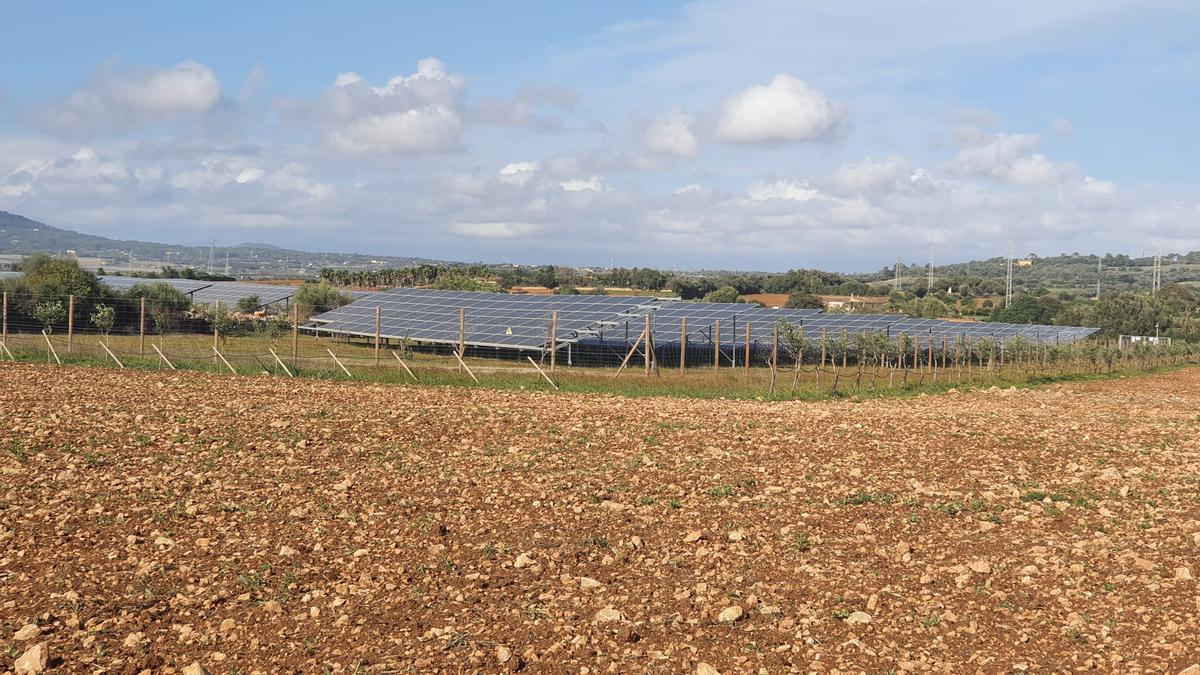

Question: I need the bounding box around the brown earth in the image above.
[3,364,1200,673]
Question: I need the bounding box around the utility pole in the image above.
[894,257,902,291]
[926,245,935,294]
[1095,256,1102,300]
[224,250,230,276]
[208,239,215,275]
[1151,244,1162,294]
[1005,242,1014,308]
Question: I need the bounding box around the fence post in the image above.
[549,311,558,373]
[1,291,6,345]
[713,319,721,369]
[213,300,220,366]
[679,317,687,372]
[291,304,299,369]
[772,322,779,371]
[644,314,651,375]
[374,305,381,366]
[744,322,751,375]
[458,308,466,368]
[139,297,146,355]
[67,295,75,353]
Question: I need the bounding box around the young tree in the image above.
[702,286,739,303]
[90,304,115,338]
[33,300,65,334]
[294,281,350,317]
[785,291,824,309]
[128,282,192,338]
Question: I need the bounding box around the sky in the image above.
[1,1,1199,272]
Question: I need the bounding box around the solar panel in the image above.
[307,288,659,350]
[98,276,213,294]
[190,283,297,308]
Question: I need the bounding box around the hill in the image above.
[0,211,444,278]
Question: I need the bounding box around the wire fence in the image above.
[3,292,1198,397]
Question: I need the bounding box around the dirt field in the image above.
[3,364,1200,673]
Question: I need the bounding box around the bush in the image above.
[785,291,824,309]
[236,295,263,313]
[702,286,739,304]
[33,300,65,333]
[294,282,351,317]
[127,282,192,335]
[90,304,115,337]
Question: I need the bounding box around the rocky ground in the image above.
[2,363,1199,674]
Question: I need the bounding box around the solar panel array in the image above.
[189,283,296,308]
[97,276,297,309]
[308,288,1099,352]
[98,275,213,294]
[305,287,658,349]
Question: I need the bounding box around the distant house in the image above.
[1017,259,1033,268]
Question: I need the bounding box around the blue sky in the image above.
[2,1,1199,271]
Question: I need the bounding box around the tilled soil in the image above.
[2,364,1200,674]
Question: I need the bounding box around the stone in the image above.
[13,624,40,641]
[496,645,512,664]
[123,631,146,648]
[279,545,298,556]
[1176,567,1193,580]
[718,605,744,623]
[579,577,603,590]
[514,553,535,568]
[219,618,236,633]
[846,611,872,625]
[181,662,210,675]
[594,608,625,623]
[683,530,704,543]
[697,663,721,675]
[264,600,283,614]
[1099,467,1123,481]
[727,530,746,542]
[967,560,992,574]
[14,642,48,675]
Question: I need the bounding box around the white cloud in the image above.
[746,179,819,202]
[644,108,699,157]
[322,58,464,155]
[560,175,605,192]
[450,221,542,238]
[498,161,539,186]
[1081,176,1114,195]
[469,85,579,130]
[27,61,221,138]
[715,74,844,144]
[953,132,1074,185]
[832,156,914,194]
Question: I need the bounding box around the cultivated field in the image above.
[3,364,1200,673]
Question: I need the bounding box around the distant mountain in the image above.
[0,211,447,278]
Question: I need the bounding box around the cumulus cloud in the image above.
[644,108,699,157]
[498,161,539,186]
[560,175,605,192]
[450,221,542,238]
[322,58,465,155]
[469,85,580,131]
[715,74,844,144]
[953,132,1075,185]
[746,179,819,202]
[24,61,221,138]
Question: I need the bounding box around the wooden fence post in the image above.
[713,319,721,369]
[644,314,652,375]
[458,308,466,369]
[139,297,146,355]
[679,317,687,372]
[291,304,299,369]
[67,295,75,353]
[213,300,221,365]
[374,305,382,366]
[744,322,751,374]
[549,311,558,373]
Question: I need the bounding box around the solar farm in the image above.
[97,276,300,310]
[304,288,1100,371]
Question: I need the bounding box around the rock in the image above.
[123,631,146,648]
[697,663,721,675]
[580,577,603,590]
[1177,665,1200,675]
[594,608,625,623]
[600,500,625,512]
[727,530,746,542]
[263,600,283,614]
[514,553,535,568]
[219,618,236,634]
[496,645,512,664]
[846,611,872,625]
[717,605,744,623]
[279,545,298,556]
[1176,567,1193,580]
[181,662,210,675]
[967,560,992,574]
[14,642,48,675]
[759,604,782,617]
[13,624,40,641]
[1099,467,1123,481]
[683,530,704,543]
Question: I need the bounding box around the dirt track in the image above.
[3,364,1200,673]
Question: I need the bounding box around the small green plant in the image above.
[831,608,851,620]
[667,499,682,509]
[922,615,941,627]
[836,492,896,506]
[708,484,735,499]
[791,533,811,552]
[89,303,115,337]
